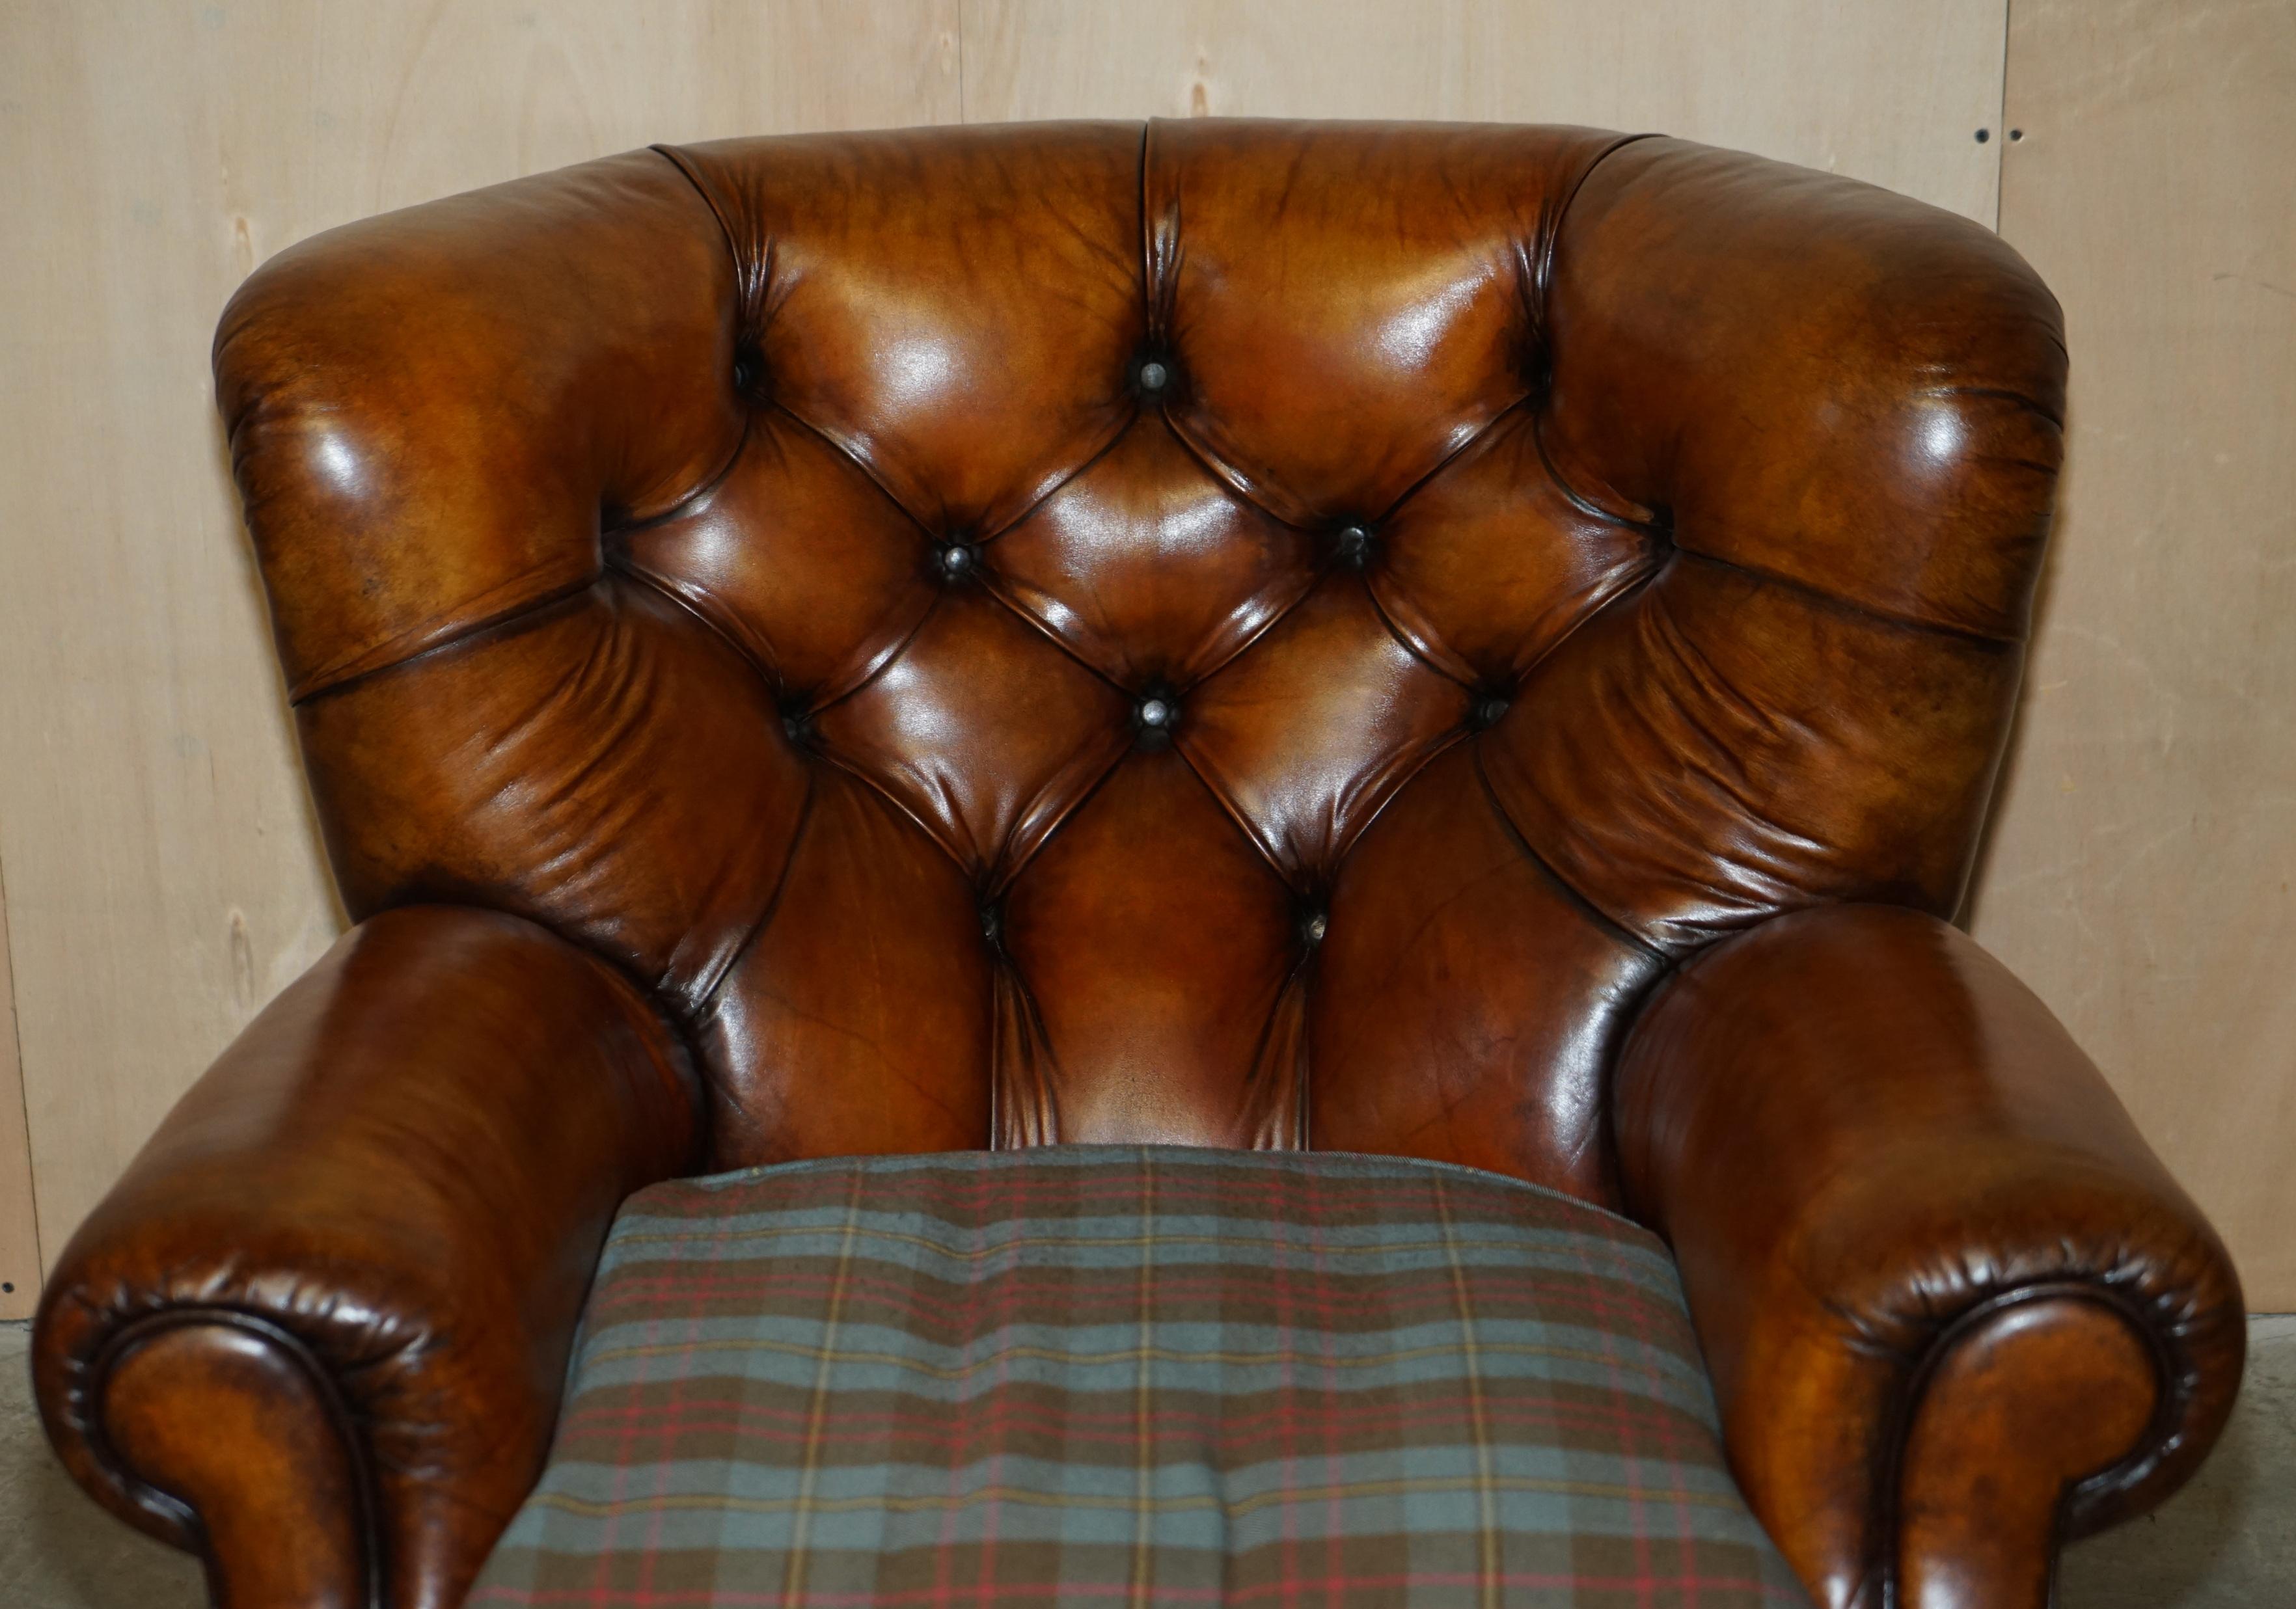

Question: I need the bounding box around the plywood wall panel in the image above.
[0,0,960,1288]
[961,0,2008,223]
[0,867,39,1321]
[16,1,2282,1316]
[1978,0,2296,1307]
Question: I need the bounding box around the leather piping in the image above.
[1874,1280,2185,1609]
[1529,129,1668,535]
[82,1306,384,1609]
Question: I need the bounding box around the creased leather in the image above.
[1614,906,2246,1609]
[29,120,2245,1609]
[33,908,699,1609]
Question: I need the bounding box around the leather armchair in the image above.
[34,121,2243,1609]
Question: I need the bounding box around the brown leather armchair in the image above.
[33,121,2244,1609]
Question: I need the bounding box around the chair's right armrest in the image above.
[1614,905,2246,1609]
[33,905,701,1609]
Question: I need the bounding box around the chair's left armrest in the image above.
[33,905,701,1609]
[1614,904,2245,1609]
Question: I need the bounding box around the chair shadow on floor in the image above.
[2058,1316,2294,1609]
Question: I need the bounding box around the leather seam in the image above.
[1165,627,1473,900]
[973,403,1143,548]
[605,407,758,543]
[1240,943,1316,1152]
[1156,559,1322,696]
[1533,131,1673,534]
[1671,547,2027,649]
[1526,545,1672,692]
[689,766,819,1023]
[1137,430,1343,682]
[1358,570,1475,697]
[1532,405,1668,536]
[605,549,788,691]
[765,398,946,541]
[1371,394,1538,531]
[288,574,601,708]
[982,733,1136,899]
[1165,737,1310,895]
[650,144,750,316]
[782,582,1137,899]
[1527,131,1665,530]
[1140,119,1171,345]
[1158,409,1297,534]
[1470,728,1665,962]
[793,580,944,722]
[1537,131,1662,335]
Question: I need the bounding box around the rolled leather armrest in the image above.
[33,905,701,1609]
[1614,904,2245,1609]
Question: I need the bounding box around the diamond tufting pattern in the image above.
[47,120,2262,1609]
[216,119,2069,1212]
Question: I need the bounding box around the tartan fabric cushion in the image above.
[471,1147,1809,1607]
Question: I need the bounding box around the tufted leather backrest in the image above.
[215,120,2064,1212]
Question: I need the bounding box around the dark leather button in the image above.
[1301,911,1329,946]
[1137,360,1169,393]
[1473,695,1510,730]
[1334,522,1374,569]
[731,344,763,394]
[1138,697,1172,729]
[939,542,976,578]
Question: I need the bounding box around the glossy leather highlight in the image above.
[1614,905,2245,1609]
[36,907,698,1609]
[32,122,2244,1608]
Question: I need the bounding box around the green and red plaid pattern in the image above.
[471,1146,1808,1607]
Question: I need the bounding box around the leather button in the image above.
[1138,360,1169,393]
[1301,911,1329,946]
[731,343,765,398]
[1473,695,1511,730]
[939,541,976,578]
[1132,688,1180,748]
[1334,522,1374,569]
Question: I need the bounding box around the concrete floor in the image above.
[3,1317,2288,1606]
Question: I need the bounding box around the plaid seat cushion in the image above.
[471,1146,1809,1607]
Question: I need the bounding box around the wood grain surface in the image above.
[1977,0,2296,1305]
